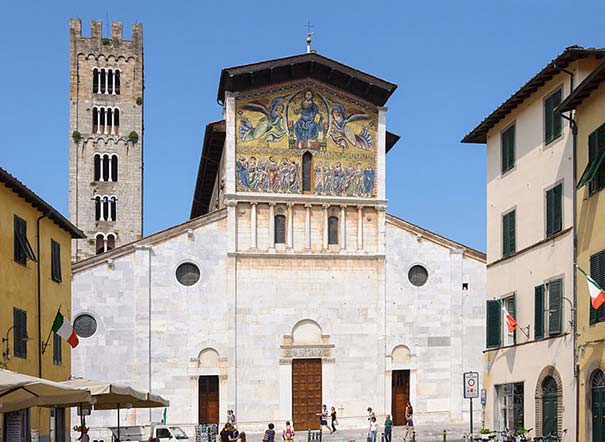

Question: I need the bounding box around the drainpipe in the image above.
[36,213,49,378]
[558,65,578,442]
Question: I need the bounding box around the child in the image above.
[282,421,295,442]
[263,424,276,442]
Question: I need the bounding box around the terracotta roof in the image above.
[462,46,605,144]
[557,61,605,113]
[0,166,85,238]
[217,52,397,106]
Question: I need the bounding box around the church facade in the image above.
[71,51,486,431]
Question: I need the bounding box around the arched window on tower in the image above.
[107,69,113,95]
[100,68,106,94]
[114,70,121,95]
[94,154,101,181]
[102,196,109,221]
[102,154,110,181]
[111,155,118,182]
[93,68,99,93]
[94,196,102,221]
[274,215,286,244]
[95,233,105,255]
[107,233,116,251]
[328,216,339,245]
[99,107,106,134]
[113,109,120,134]
[92,107,98,134]
[303,152,313,193]
[110,196,117,221]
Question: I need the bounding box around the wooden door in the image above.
[392,370,410,426]
[292,358,322,430]
[541,376,558,436]
[199,375,219,424]
[593,370,605,442]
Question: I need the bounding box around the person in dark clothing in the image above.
[263,424,276,442]
[220,424,233,442]
[330,407,338,433]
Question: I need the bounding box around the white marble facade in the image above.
[70,54,486,434]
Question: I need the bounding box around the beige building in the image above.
[558,60,605,442]
[462,46,605,436]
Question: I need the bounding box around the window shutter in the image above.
[545,95,553,143]
[548,279,563,336]
[501,136,508,173]
[13,308,27,358]
[486,300,501,349]
[535,285,545,339]
[591,251,605,324]
[503,211,516,256]
[546,188,554,237]
[552,90,562,140]
[553,183,562,234]
[51,240,62,283]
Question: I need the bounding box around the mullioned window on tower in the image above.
[92,107,120,135]
[94,154,118,181]
[92,67,121,95]
[95,195,117,221]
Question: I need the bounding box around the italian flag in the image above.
[51,311,79,348]
[577,266,605,310]
[501,302,517,333]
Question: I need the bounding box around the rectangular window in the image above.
[495,382,524,431]
[502,210,516,257]
[535,285,545,339]
[501,124,515,174]
[51,240,62,283]
[14,215,36,265]
[502,295,516,346]
[546,183,563,237]
[274,215,286,244]
[590,250,605,325]
[548,279,563,336]
[579,124,605,194]
[328,216,339,245]
[13,308,27,359]
[486,299,501,349]
[545,88,562,144]
[53,332,62,365]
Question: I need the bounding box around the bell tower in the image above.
[68,18,144,261]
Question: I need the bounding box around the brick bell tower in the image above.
[68,18,144,261]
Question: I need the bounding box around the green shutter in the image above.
[501,125,515,173]
[546,184,562,237]
[535,285,545,339]
[545,95,553,144]
[503,210,516,257]
[590,251,605,324]
[486,300,502,349]
[548,279,563,336]
[578,132,604,189]
[545,89,562,144]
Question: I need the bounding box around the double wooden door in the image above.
[392,370,410,425]
[292,358,322,430]
[593,371,605,442]
[199,375,219,425]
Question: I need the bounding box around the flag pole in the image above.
[42,304,62,354]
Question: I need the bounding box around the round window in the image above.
[176,262,201,286]
[73,314,97,338]
[408,265,428,287]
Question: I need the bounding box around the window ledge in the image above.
[483,331,569,353]
[488,227,572,267]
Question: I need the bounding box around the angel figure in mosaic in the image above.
[239,97,287,143]
[329,102,373,150]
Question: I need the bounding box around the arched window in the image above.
[102,196,109,221]
[275,215,286,244]
[328,216,339,245]
[303,152,313,193]
[95,233,105,255]
[541,376,558,436]
[107,69,113,94]
[113,109,120,134]
[106,233,116,251]
[111,155,118,181]
[95,196,102,221]
[110,196,117,221]
[100,68,106,94]
[99,107,106,134]
[114,70,121,95]
[92,107,98,134]
[93,68,99,93]
[102,154,110,181]
[94,154,101,181]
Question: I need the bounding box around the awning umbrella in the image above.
[62,378,169,441]
[0,369,92,414]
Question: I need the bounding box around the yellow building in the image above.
[0,166,84,442]
[558,61,605,442]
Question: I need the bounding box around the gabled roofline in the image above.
[73,209,228,272]
[217,52,397,106]
[462,46,605,144]
[0,166,85,239]
[386,213,486,263]
[557,61,605,113]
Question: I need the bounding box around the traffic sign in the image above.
[464,371,479,398]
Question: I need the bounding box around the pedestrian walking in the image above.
[368,417,377,442]
[317,405,333,434]
[330,407,338,433]
[282,421,295,442]
[227,410,237,426]
[367,407,375,422]
[384,415,393,442]
[404,402,414,442]
[263,424,276,442]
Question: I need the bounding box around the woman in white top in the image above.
[369,417,378,442]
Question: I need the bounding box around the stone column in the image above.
[107,155,112,182]
[96,107,101,134]
[340,205,347,253]
[287,203,294,250]
[97,69,102,93]
[357,205,364,252]
[305,204,312,251]
[269,203,276,252]
[103,108,109,135]
[99,155,104,182]
[250,202,257,250]
[111,69,115,95]
[104,69,109,94]
[322,204,329,251]
[110,108,115,135]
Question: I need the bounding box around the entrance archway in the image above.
[592,369,605,442]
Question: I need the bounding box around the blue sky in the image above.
[2,0,604,252]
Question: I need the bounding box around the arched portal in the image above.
[592,369,605,442]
